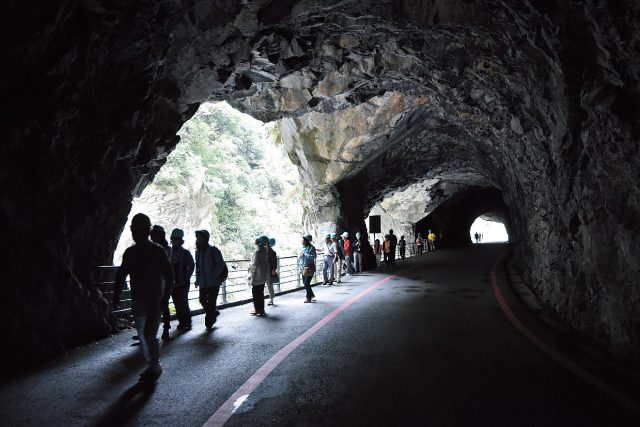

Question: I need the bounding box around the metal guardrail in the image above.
[96,242,425,318]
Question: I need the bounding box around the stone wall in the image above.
[2,0,639,373]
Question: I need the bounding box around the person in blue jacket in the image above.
[194,229,226,331]
[298,234,317,303]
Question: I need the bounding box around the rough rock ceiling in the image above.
[2,0,639,374]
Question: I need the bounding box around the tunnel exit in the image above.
[470,217,509,243]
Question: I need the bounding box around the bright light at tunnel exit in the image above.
[469,218,509,243]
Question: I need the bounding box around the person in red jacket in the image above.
[341,232,354,275]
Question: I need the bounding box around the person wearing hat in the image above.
[398,235,407,261]
[195,229,226,330]
[266,237,278,306]
[150,225,174,339]
[353,232,364,274]
[170,228,195,331]
[342,232,354,275]
[332,233,344,283]
[298,234,316,303]
[114,213,174,383]
[322,234,337,285]
[248,236,270,316]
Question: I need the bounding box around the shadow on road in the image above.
[90,381,156,427]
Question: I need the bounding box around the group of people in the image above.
[247,236,279,316]
[415,230,437,255]
[113,213,279,382]
[473,232,484,243]
[112,215,440,383]
[373,229,405,267]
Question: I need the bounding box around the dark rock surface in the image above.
[1,0,639,373]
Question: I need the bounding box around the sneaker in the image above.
[267,301,274,306]
[304,299,312,303]
[177,323,192,331]
[250,311,257,315]
[205,325,214,331]
[139,364,162,383]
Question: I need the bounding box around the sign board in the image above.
[369,215,381,234]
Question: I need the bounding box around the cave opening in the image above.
[113,102,306,265]
[469,215,509,244]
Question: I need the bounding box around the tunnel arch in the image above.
[413,187,511,248]
[3,1,640,374]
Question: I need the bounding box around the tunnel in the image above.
[2,0,640,378]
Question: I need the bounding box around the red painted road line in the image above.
[203,275,396,427]
[491,250,640,415]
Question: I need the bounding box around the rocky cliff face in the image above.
[2,0,639,373]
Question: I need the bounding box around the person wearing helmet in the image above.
[266,237,278,306]
[298,234,316,303]
[388,229,398,266]
[170,229,195,331]
[195,229,226,330]
[150,225,174,340]
[353,231,364,274]
[248,236,270,316]
[416,233,424,255]
[342,232,354,275]
[114,213,174,383]
[332,233,344,283]
[322,234,337,285]
[398,235,407,261]
[428,230,437,251]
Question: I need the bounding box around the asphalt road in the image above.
[1,244,638,426]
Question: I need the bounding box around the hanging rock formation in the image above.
[1,0,639,374]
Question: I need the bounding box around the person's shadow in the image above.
[90,381,156,427]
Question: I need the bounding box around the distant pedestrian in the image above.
[342,232,354,275]
[474,232,480,243]
[169,228,195,331]
[150,225,173,340]
[399,235,406,260]
[388,229,398,265]
[298,234,316,303]
[428,230,437,251]
[114,213,173,383]
[353,232,364,274]
[416,233,424,255]
[248,236,270,316]
[323,234,337,285]
[332,233,344,283]
[266,237,278,306]
[195,229,226,330]
[374,238,382,267]
[383,234,392,266]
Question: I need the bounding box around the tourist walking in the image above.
[266,237,278,306]
[114,213,173,383]
[428,230,437,251]
[299,234,317,303]
[353,232,364,274]
[474,232,480,243]
[388,229,398,265]
[248,236,270,316]
[342,232,354,274]
[150,225,173,340]
[322,234,337,285]
[383,234,392,266]
[374,238,382,267]
[195,229,226,330]
[416,233,424,255]
[398,235,406,261]
[169,228,195,331]
[332,233,344,283]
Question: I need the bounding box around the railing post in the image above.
[221,279,228,305]
[276,256,281,293]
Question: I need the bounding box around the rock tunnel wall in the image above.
[1,0,639,373]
